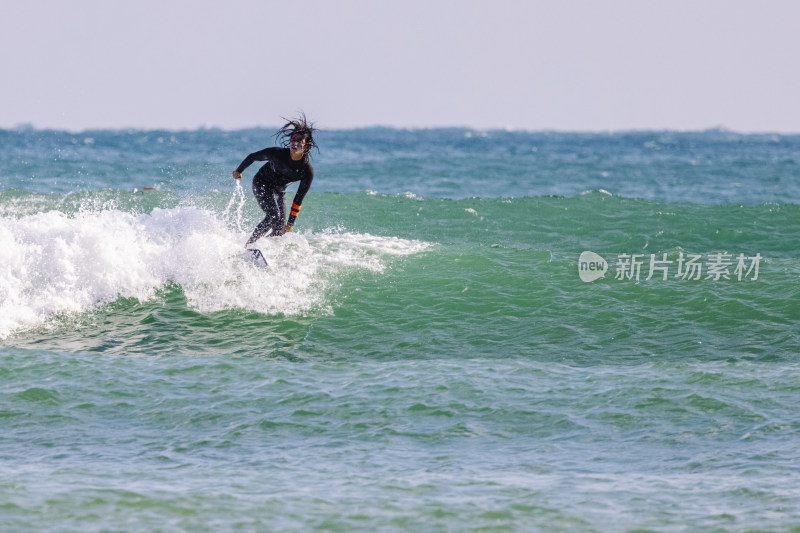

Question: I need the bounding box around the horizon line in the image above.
[4,122,799,136]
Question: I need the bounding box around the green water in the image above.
[2,128,800,531]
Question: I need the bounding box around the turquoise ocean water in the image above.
[1,127,799,531]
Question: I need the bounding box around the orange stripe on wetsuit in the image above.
[287,202,302,225]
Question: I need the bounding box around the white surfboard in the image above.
[240,248,268,267]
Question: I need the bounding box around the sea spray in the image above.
[223,178,247,233]
[0,198,432,338]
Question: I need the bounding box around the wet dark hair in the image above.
[275,112,318,156]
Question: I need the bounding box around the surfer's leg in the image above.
[246,217,276,245]
[247,187,286,246]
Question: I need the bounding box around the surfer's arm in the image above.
[286,172,314,226]
[234,148,273,176]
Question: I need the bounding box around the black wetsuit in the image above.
[234,147,314,244]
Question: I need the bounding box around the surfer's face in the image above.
[289,134,307,158]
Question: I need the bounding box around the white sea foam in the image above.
[579,189,613,196]
[0,207,430,339]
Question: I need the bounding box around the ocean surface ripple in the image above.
[2,127,799,532]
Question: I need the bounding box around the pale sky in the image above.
[2,0,799,132]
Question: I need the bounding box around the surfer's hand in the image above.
[232,171,242,180]
[283,224,293,234]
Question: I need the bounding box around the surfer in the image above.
[232,114,317,247]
